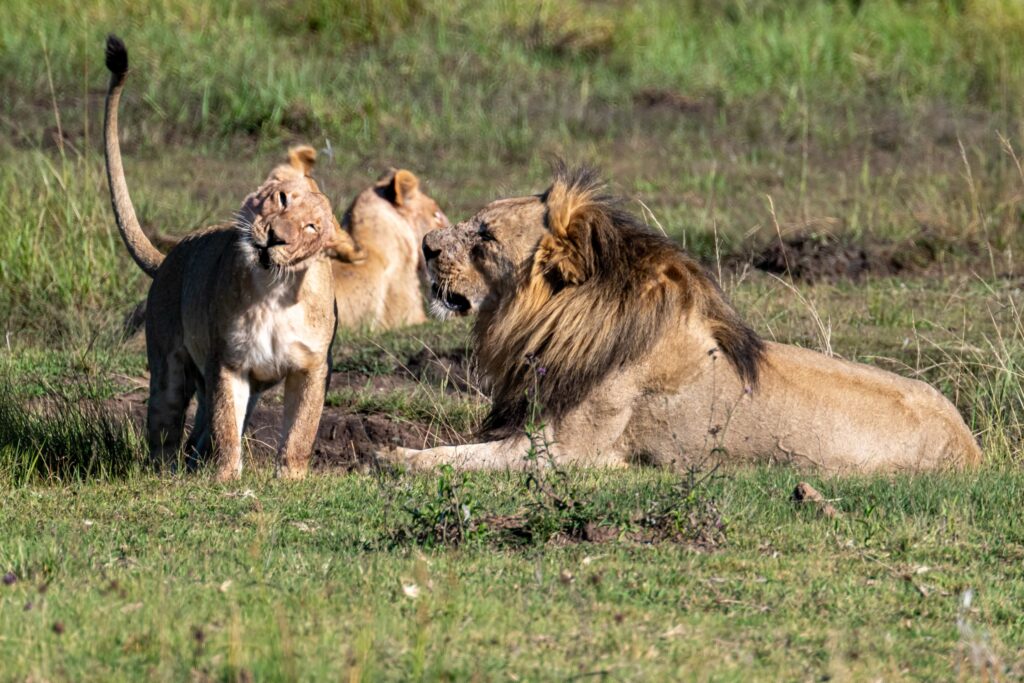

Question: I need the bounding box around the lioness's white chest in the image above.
[228,291,328,383]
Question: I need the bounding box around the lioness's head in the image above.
[374,168,449,240]
[239,146,362,270]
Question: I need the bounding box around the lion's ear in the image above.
[538,175,606,285]
[288,145,317,175]
[324,217,366,264]
[535,232,586,286]
[391,169,420,207]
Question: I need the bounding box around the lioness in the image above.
[386,166,982,473]
[331,169,449,330]
[104,35,362,480]
[123,169,448,336]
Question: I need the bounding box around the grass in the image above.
[2,0,1024,678]
[326,386,483,437]
[1,467,1022,679]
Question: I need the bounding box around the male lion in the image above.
[386,166,982,473]
[330,169,449,330]
[104,35,362,480]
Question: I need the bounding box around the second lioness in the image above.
[330,169,449,330]
[104,35,362,479]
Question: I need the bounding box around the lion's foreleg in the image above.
[383,437,534,471]
[211,367,250,482]
[276,363,329,480]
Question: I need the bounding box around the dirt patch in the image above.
[227,403,446,473]
[633,87,715,116]
[101,387,452,474]
[748,231,957,283]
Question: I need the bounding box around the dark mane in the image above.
[476,165,764,437]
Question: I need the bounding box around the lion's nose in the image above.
[422,233,442,261]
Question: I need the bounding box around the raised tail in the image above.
[103,34,163,278]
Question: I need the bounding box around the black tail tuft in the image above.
[105,34,128,77]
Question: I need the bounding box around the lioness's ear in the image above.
[288,145,317,175]
[392,169,419,206]
[324,216,367,264]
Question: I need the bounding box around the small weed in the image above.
[395,464,483,547]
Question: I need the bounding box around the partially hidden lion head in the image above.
[423,164,765,435]
[239,146,363,270]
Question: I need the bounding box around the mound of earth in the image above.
[749,231,954,283]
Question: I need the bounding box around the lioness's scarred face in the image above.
[422,196,546,317]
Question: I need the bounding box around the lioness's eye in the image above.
[304,224,317,233]
[278,191,288,208]
[478,225,496,242]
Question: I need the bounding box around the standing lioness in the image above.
[104,35,362,480]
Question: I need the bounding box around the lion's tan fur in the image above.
[477,168,763,436]
[331,169,448,330]
[104,35,360,480]
[389,166,982,473]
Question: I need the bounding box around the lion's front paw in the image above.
[276,463,309,480]
[215,467,242,483]
[373,446,417,472]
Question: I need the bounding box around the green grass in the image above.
[4,0,1024,343]
[326,386,483,436]
[3,0,1024,678]
[1,467,1022,680]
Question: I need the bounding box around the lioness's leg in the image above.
[147,349,194,470]
[211,367,250,481]
[276,363,329,480]
[184,379,210,472]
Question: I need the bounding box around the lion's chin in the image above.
[264,246,320,272]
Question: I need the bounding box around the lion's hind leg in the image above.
[183,375,211,472]
[146,348,196,471]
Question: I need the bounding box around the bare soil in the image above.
[744,230,967,283]
[103,360,469,474]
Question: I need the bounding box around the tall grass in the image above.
[0,152,142,344]
[2,0,1024,153]
[0,383,144,485]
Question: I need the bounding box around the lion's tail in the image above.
[103,34,163,278]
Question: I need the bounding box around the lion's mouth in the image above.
[254,243,309,271]
[431,283,471,314]
[256,246,272,269]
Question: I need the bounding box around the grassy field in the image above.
[2,0,1024,679]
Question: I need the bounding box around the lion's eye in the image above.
[304,224,317,234]
[434,210,445,225]
[478,226,496,242]
[278,191,288,208]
